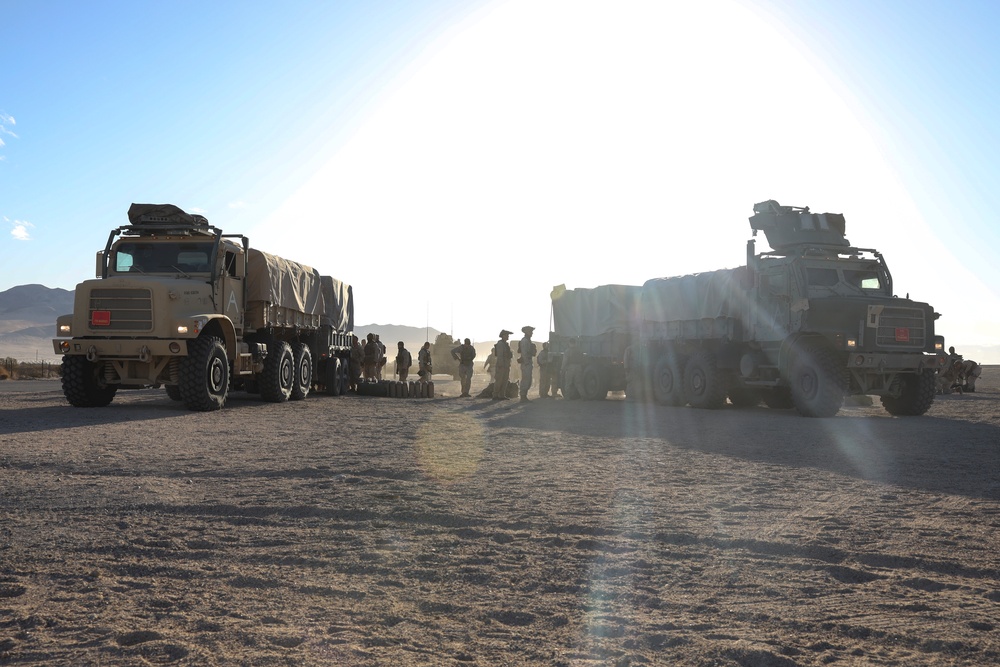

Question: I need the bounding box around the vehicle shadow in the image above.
[486,398,1000,500]
[0,388,306,436]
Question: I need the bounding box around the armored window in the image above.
[843,269,881,290]
[805,268,839,287]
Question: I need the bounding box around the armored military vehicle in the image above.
[550,201,948,417]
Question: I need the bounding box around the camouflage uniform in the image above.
[492,330,513,400]
[451,339,477,397]
[418,342,433,382]
[517,326,536,402]
[395,342,412,382]
[562,340,585,399]
[537,342,554,397]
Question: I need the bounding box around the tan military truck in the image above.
[53,204,354,411]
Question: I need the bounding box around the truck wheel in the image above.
[260,341,294,403]
[728,387,762,408]
[339,358,350,395]
[683,350,727,409]
[326,357,342,396]
[165,385,182,401]
[880,370,936,416]
[290,342,312,401]
[580,363,608,400]
[61,356,117,407]
[788,345,846,417]
[651,352,685,406]
[762,387,794,409]
[180,336,229,411]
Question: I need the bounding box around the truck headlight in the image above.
[177,318,207,335]
[58,324,72,335]
[846,338,857,349]
[934,336,945,352]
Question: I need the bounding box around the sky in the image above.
[2,0,999,357]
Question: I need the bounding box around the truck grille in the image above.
[875,306,925,349]
[89,288,153,332]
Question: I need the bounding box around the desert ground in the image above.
[0,369,997,666]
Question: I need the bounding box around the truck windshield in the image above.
[803,262,888,297]
[114,241,215,274]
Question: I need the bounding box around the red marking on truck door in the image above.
[91,310,111,326]
[895,327,910,342]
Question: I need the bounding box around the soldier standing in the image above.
[375,334,387,381]
[363,333,379,382]
[517,326,537,402]
[451,338,477,397]
[492,329,513,400]
[484,350,496,383]
[395,341,412,381]
[418,341,433,382]
[562,339,585,399]
[537,341,554,398]
[349,335,364,392]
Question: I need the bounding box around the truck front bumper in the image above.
[53,338,190,360]
[845,350,948,372]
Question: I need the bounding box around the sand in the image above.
[0,369,997,666]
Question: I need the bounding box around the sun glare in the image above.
[254,0,996,343]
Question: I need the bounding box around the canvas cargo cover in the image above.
[640,268,745,323]
[320,275,355,333]
[246,249,324,317]
[552,284,642,338]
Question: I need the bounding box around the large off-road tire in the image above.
[165,384,182,401]
[61,356,117,407]
[683,350,727,409]
[260,341,294,403]
[788,345,847,418]
[651,351,685,406]
[179,336,229,412]
[880,370,936,416]
[325,357,342,396]
[290,342,312,401]
[580,363,608,400]
[339,358,349,394]
[728,387,762,408]
[762,387,794,409]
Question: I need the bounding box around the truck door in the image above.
[221,249,245,335]
[755,268,792,341]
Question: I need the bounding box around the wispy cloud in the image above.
[7,217,33,241]
[0,113,16,160]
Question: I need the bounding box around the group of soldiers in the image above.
[484,326,566,402]
[348,334,433,392]
[345,326,563,402]
[937,346,982,394]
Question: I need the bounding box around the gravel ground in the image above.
[0,369,997,666]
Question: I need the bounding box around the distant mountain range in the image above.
[0,284,447,363]
[1,284,996,364]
